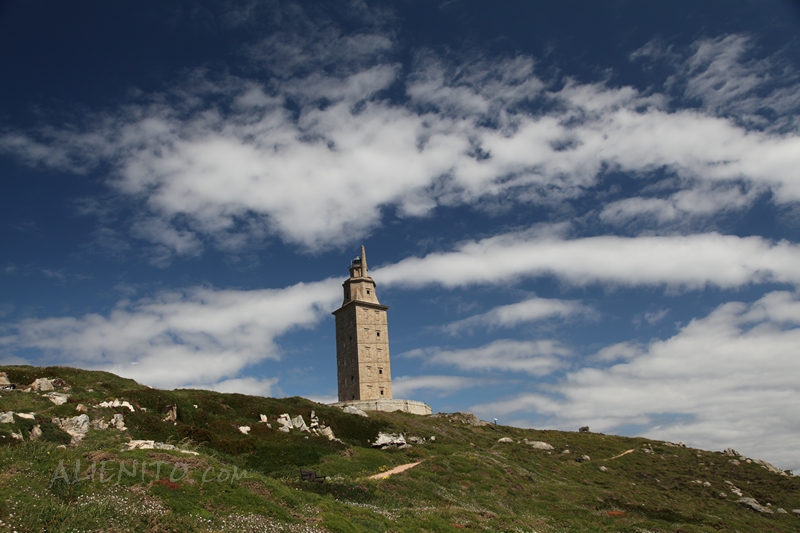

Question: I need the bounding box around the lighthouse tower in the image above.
[332,245,393,402]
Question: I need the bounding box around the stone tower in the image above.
[333,245,393,402]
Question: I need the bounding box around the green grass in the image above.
[1,364,799,532]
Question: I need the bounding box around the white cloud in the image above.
[0,279,341,390]
[470,290,800,471]
[444,296,592,334]
[2,34,799,256]
[377,231,800,291]
[392,375,483,397]
[403,339,569,376]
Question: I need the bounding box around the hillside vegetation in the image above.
[0,365,798,532]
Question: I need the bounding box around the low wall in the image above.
[331,398,432,416]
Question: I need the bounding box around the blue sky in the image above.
[2,1,800,470]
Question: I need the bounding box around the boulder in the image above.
[277,413,293,432]
[162,404,177,422]
[46,392,70,405]
[17,412,35,420]
[30,378,54,392]
[0,372,10,385]
[112,413,126,430]
[722,448,740,456]
[738,497,774,514]
[445,412,488,426]
[259,414,268,423]
[291,415,309,432]
[29,425,42,440]
[10,430,23,441]
[497,437,514,443]
[238,425,251,435]
[372,432,407,449]
[792,509,800,516]
[578,426,590,433]
[753,458,788,476]
[91,419,109,430]
[53,414,90,445]
[524,439,554,450]
[0,411,15,424]
[342,405,368,417]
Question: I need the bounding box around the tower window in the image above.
[376,331,380,337]
[367,289,370,295]
[380,389,384,396]
[351,375,354,382]
[378,368,383,375]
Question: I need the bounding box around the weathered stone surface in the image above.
[0,372,10,385]
[291,415,309,432]
[753,458,788,476]
[46,392,70,405]
[497,437,514,443]
[29,425,42,440]
[125,440,179,451]
[722,448,740,456]
[112,413,126,430]
[277,413,293,432]
[578,426,589,433]
[10,430,23,441]
[0,411,15,423]
[75,404,87,413]
[373,432,407,448]
[442,412,488,426]
[259,414,268,423]
[792,509,800,515]
[53,414,90,445]
[98,399,136,412]
[342,405,369,417]
[30,378,54,392]
[91,418,109,430]
[162,404,177,422]
[738,497,774,514]
[599,466,608,472]
[238,425,251,435]
[525,440,554,450]
[17,412,35,420]
[777,508,787,514]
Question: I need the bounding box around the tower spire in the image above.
[360,244,368,275]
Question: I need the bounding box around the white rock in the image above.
[29,425,42,440]
[238,425,251,435]
[75,404,87,413]
[91,419,109,430]
[291,415,309,432]
[525,440,554,450]
[581,455,591,461]
[53,414,90,444]
[497,437,514,443]
[777,508,787,514]
[342,405,368,417]
[753,458,788,476]
[46,392,70,405]
[30,378,54,392]
[0,372,10,385]
[277,413,293,431]
[792,509,800,515]
[599,466,608,472]
[17,413,35,420]
[0,412,15,424]
[373,432,407,448]
[162,405,177,422]
[259,414,268,423]
[278,426,290,433]
[738,497,774,514]
[11,430,23,440]
[112,413,126,430]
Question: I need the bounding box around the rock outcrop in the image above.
[524,439,554,450]
[341,405,368,417]
[737,497,774,514]
[53,414,90,445]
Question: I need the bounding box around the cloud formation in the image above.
[470,291,800,471]
[403,339,570,376]
[377,231,800,290]
[444,296,592,334]
[1,33,798,258]
[0,280,340,390]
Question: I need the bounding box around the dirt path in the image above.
[368,460,424,479]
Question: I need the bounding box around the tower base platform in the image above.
[331,399,432,415]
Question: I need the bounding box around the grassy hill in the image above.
[0,365,798,532]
